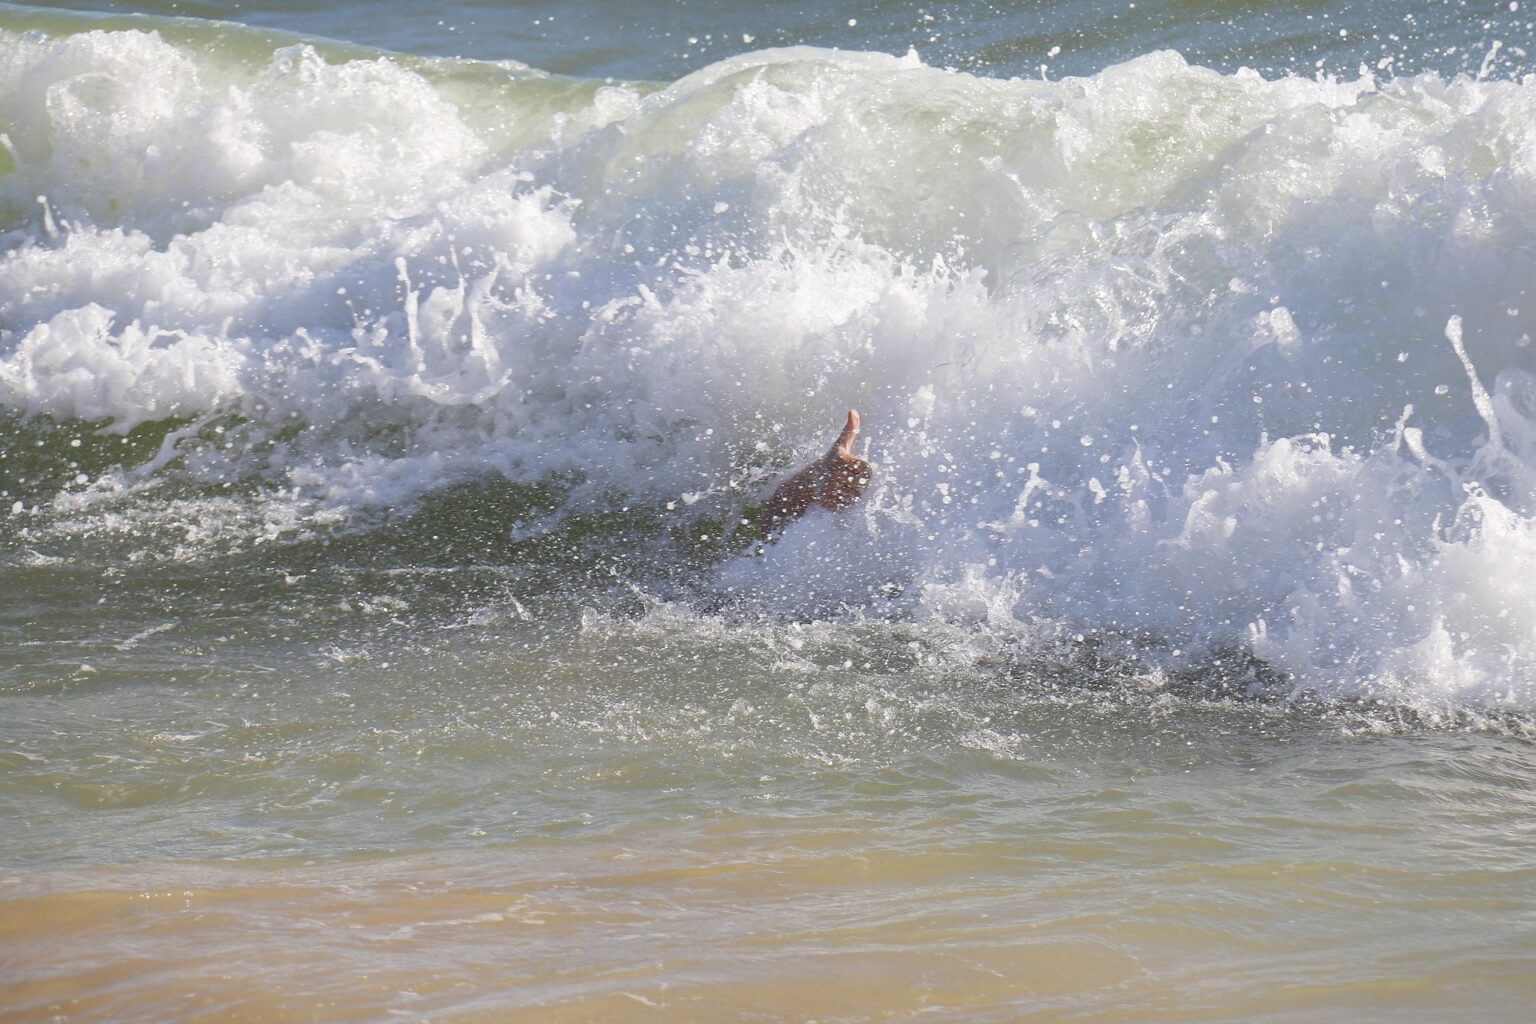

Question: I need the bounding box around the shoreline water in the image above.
[6,719,1534,1021]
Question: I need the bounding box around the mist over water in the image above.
[3,2,1536,1021]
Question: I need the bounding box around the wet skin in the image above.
[761,409,874,538]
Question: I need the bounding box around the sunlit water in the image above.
[4,1,1536,1020]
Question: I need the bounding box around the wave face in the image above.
[3,23,1536,710]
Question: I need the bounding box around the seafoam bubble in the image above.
[0,305,244,427]
[3,30,1536,711]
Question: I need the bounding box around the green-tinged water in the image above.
[6,585,1536,1019]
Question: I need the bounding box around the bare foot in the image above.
[761,409,874,538]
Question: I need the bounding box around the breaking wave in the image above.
[4,16,1536,710]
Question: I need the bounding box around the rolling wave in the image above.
[3,17,1535,708]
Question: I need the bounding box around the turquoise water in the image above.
[3,1,1536,1020]
[23,0,1534,81]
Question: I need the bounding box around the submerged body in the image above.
[762,410,874,537]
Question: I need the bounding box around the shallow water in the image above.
[4,0,1536,1020]
[7,630,1536,1021]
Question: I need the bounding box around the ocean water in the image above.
[3,0,1536,1020]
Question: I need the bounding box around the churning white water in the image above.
[4,25,1536,707]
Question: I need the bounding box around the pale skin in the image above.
[761,409,874,539]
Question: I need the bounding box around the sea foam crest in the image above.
[2,29,1536,706]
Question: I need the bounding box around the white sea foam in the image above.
[3,27,1536,707]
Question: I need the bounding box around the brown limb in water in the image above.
[761,409,874,539]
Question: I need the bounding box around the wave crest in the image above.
[3,29,1536,707]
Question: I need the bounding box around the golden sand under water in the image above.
[5,809,1534,1023]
